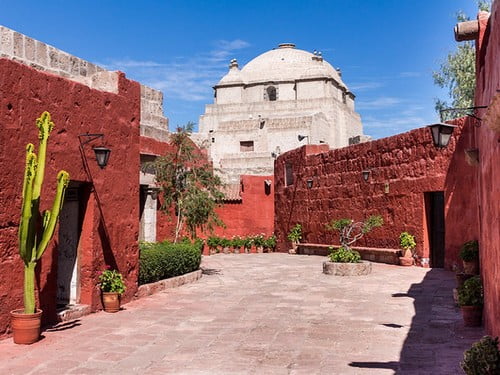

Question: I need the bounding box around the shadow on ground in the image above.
[201,267,222,275]
[349,268,483,374]
[44,319,81,332]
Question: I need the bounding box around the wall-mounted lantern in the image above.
[78,133,111,169]
[362,170,371,182]
[146,187,161,200]
[427,123,457,148]
[306,178,313,189]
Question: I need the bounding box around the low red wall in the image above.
[0,59,141,338]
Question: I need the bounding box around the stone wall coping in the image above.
[134,269,203,299]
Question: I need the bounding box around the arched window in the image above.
[266,86,277,101]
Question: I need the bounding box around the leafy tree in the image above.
[149,123,225,242]
[433,1,491,120]
[326,215,383,249]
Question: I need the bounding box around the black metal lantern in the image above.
[79,133,111,169]
[93,146,111,169]
[306,178,313,189]
[428,123,457,148]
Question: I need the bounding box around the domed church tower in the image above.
[197,43,366,183]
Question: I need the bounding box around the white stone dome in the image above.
[226,43,345,87]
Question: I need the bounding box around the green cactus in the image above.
[18,112,70,314]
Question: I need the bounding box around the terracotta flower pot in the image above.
[461,305,482,327]
[10,309,43,345]
[102,292,121,313]
[399,256,413,266]
[463,260,479,275]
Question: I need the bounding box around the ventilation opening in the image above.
[240,141,254,152]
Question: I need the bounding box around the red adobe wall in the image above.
[274,125,478,269]
[0,58,141,338]
[474,7,500,338]
[213,175,275,238]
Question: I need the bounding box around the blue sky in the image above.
[0,0,483,139]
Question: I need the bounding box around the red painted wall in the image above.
[213,175,275,238]
[274,126,477,268]
[474,7,500,338]
[0,59,141,338]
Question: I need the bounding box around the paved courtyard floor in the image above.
[0,254,484,374]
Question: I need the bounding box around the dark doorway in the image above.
[57,182,84,307]
[425,191,445,268]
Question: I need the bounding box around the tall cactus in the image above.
[18,112,70,314]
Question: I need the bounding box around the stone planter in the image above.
[323,261,372,276]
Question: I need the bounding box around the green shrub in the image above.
[230,236,245,248]
[98,269,126,294]
[264,235,276,250]
[219,238,231,248]
[329,247,361,263]
[206,236,220,250]
[461,336,500,375]
[287,224,302,243]
[399,232,416,251]
[139,241,201,285]
[243,236,253,250]
[458,276,483,306]
[460,240,479,262]
[252,234,265,247]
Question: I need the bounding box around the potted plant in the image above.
[231,236,243,254]
[243,236,253,254]
[460,240,479,275]
[220,238,231,254]
[99,269,126,313]
[206,236,219,255]
[264,235,277,253]
[253,234,265,253]
[11,112,70,345]
[287,224,302,254]
[399,231,416,266]
[458,275,483,327]
[461,335,500,374]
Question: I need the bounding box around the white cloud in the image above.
[356,97,401,110]
[349,81,384,91]
[100,39,251,102]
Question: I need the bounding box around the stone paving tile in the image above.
[0,253,484,374]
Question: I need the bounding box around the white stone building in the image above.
[197,43,366,183]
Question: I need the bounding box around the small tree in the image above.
[326,215,383,250]
[149,123,225,242]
